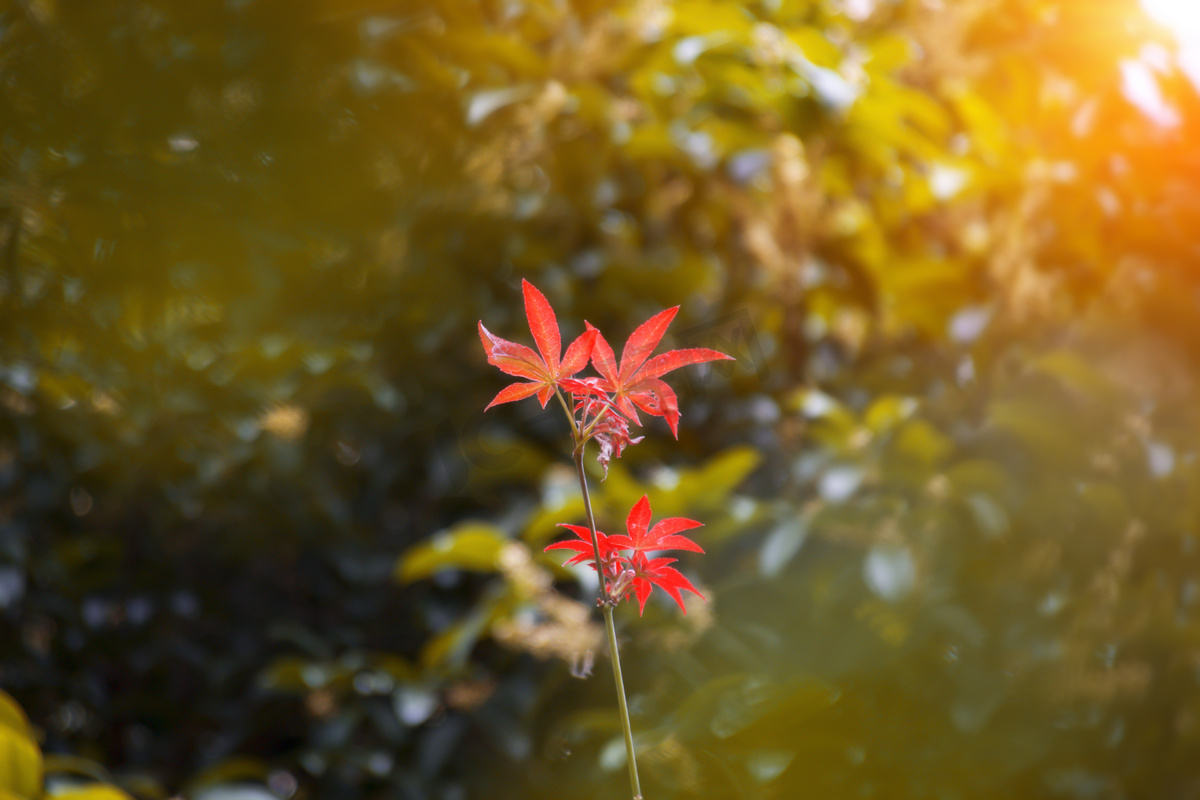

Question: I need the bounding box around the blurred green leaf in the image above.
[48,786,133,800]
[395,523,508,583]
[43,757,111,785]
[0,692,41,800]
[184,758,271,793]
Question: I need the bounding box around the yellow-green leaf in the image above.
[864,395,918,434]
[0,691,41,800]
[183,757,269,794]
[48,785,133,800]
[395,523,508,583]
[42,756,110,785]
[0,694,31,741]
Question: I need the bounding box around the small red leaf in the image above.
[629,378,680,437]
[579,309,731,437]
[585,322,619,383]
[490,355,549,382]
[615,495,704,555]
[647,517,705,552]
[560,329,597,377]
[618,307,678,383]
[626,496,652,544]
[560,377,608,397]
[478,322,548,381]
[478,321,498,356]
[485,382,542,409]
[641,558,704,613]
[545,524,620,566]
[637,348,734,381]
[634,577,652,615]
[480,282,600,413]
[522,279,561,374]
[613,393,642,426]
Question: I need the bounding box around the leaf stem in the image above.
[579,403,612,442]
[573,446,643,800]
[554,387,579,439]
[572,447,608,599]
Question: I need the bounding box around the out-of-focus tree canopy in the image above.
[4,0,1200,798]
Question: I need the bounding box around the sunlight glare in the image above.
[1143,0,1200,45]
[1141,0,1200,94]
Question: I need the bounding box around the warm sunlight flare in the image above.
[1142,0,1200,90]
[1143,0,1200,45]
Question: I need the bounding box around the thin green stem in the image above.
[573,447,642,800]
[578,402,612,442]
[554,388,579,439]
[604,604,642,800]
[572,448,608,600]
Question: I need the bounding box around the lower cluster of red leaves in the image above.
[545,496,704,615]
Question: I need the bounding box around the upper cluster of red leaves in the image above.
[546,496,704,615]
[479,279,732,450]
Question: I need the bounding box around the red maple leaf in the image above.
[585,308,732,437]
[629,552,704,615]
[612,496,705,615]
[544,523,622,567]
[479,279,597,409]
[607,495,704,556]
[546,496,705,616]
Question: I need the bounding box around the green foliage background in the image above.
[3,0,1200,798]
